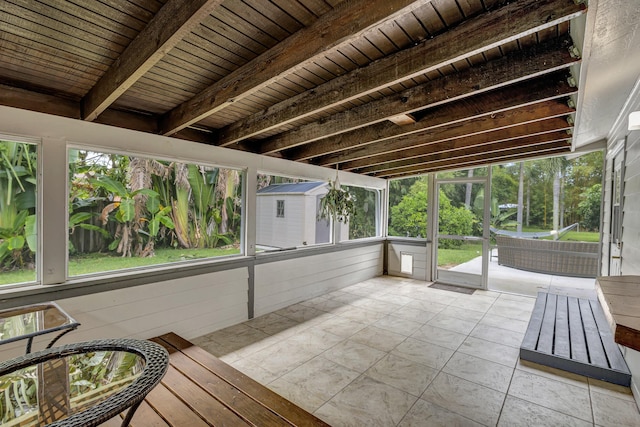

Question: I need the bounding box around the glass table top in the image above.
[0,338,168,427]
[0,350,144,426]
[0,303,79,346]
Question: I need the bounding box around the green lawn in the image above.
[437,242,482,268]
[0,247,240,286]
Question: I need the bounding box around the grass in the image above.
[0,247,240,286]
[438,242,483,268]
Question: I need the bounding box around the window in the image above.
[0,139,38,286]
[256,174,329,249]
[68,149,243,277]
[340,185,380,240]
[276,200,285,218]
[388,176,427,238]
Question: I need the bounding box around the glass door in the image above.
[434,179,490,289]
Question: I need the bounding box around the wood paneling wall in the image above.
[254,244,383,316]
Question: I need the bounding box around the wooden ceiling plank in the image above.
[352,127,572,174]
[342,117,573,171]
[160,0,437,135]
[361,132,570,174]
[215,0,584,147]
[377,144,571,178]
[258,39,577,154]
[302,74,576,164]
[82,0,225,122]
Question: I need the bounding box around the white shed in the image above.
[256,182,331,249]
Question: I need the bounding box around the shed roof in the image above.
[257,182,327,195]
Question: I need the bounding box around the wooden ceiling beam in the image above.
[258,40,577,154]
[159,0,430,136]
[310,75,576,165]
[82,0,224,122]
[0,83,214,144]
[344,117,572,172]
[215,0,585,147]
[360,131,571,176]
[377,144,572,178]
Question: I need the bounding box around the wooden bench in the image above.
[102,332,330,427]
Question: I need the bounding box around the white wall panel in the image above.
[254,244,383,316]
[387,242,428,281]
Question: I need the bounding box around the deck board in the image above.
[107,332,330,427]
[521,292,631,386]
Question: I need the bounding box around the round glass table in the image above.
[0,338,168,426]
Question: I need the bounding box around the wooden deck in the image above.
[520,292,631,386]
[102,332,330,427]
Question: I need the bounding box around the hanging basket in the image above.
[318,179,355,224]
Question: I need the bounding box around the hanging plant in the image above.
[318,179,356,223]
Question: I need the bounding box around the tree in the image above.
[578,183,602,230]
[389,179,428,237]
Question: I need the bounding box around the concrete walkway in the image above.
[448,255,596,298]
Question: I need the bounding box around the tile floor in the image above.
[192,276,640,426]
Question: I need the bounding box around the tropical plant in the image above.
[0,141,37,271]
[90,175,169,257]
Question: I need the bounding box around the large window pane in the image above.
[341,185,379,240]
[256,174,330,249]
[68,150,242,277]
[0,140,37,286]
[388,176,427,238]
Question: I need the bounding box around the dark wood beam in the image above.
[160,0,429,135]
[360,131,571,176]
[309,74,576,165]
[82,0,224,121]
[344,117,572,172]
[258,40,577,154]
[377,144,572,178]
[216,0,585,147]
[0,83,214,144]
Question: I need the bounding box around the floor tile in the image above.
[391,306,438,323]
[405,299,448,313]
[498,395,593,427]
[591,389,640,426]
[373,314,423,336]
[515,359,589,389]
[366,353,438,396]
[351,297,404,314]
[335,305,388,324]
[392,337,454,370]
[428,313,478,335]
[314,315,367,338]
[478,312,529,334]
[421,372,506,426]
[399,399,483,427]
[244,312,301,335]
[449,294,496,312]
[411,324,467,350]
[486,302,533,321]
[508,369,592,422]
[470,323,524,348]
[275,356,360,403]
[458,335,520,367]
[315,375,418,427]
[439,305,486,323]
[350,326,406,352]
[442,352,514,393]
[322,339,387,372]
[275,303,329,322]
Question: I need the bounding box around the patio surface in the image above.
[193,276,640,426]
[450,254,597,298]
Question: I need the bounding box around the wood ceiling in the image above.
[0,0,587,178]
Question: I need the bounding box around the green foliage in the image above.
[578,183,602,231]
[389,178,428,237]
[319,180,356,223]
[438,191,476,248]
[344,185,377,239]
